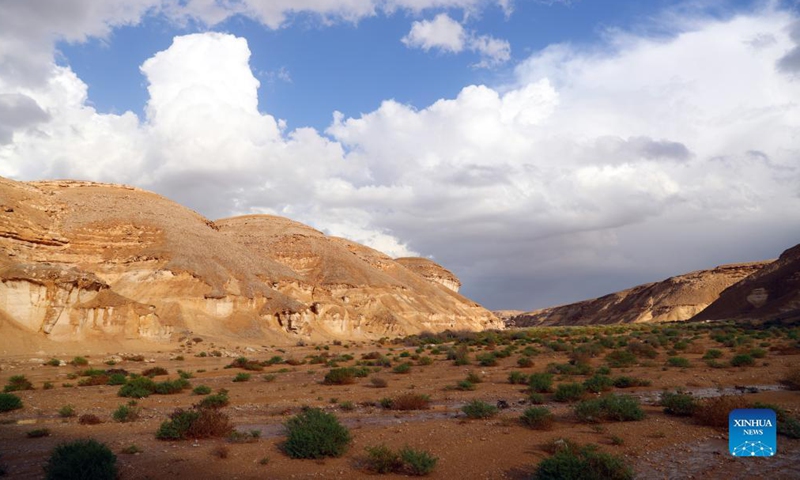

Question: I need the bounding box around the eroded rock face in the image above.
[508,262,770,327]
[0,176,500,350]
[693,243,800,322]
[395,257,461,292]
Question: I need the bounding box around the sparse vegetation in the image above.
[660,391,698,417]
[156,407,233,440]
[112,404,140,423]
[3,375,33,392]
[520,407,554,430]
[282,408,351,459]
[44,439,117,480]
[0,393,23,412]
[533,443,633,480]
[574,394,644,423]
[553,382,586,403]
[461,400,498,419]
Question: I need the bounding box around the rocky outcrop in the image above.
[509,262,769,327]
[693,244,800,322]
[0,176,500,351]
[395,257,461,292]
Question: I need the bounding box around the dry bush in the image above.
[390,393,431,411]
[78,414,103,425]
[694,396,751,428]
[211,445,229,459]
[780,369,800,390]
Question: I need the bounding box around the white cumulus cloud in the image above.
[402,13,511,67]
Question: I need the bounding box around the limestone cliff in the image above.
[509,262,769,327]
[0,176,500,351]
[395,257,461,292]
[693,243,800,322]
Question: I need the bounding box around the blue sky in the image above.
[2,0,800,310]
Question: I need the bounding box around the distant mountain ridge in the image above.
[507,261,771,327]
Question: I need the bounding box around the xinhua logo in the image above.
[729,408,776,457]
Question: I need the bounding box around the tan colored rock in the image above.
[509,262,769,327]
[395,257,461,292]
[0,176,500,352]
[693,243,800,322]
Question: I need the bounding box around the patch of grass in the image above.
[120,444,142,455]
[553,383,586,403]
[520,407,554,430]
[282,408,352,459]
[393,362,412,374]
[583,375,614,393]
[605,350,637,368]
[660,391,698,417]
[228,429,261,443]
[364,444,403,474]
[0,393,23,412]
[193,385,212,395]
[730,354,755,367]
[465,371,483,384]
[612,376,651,388]
[476,352,498,366]
[400,446,438,476]
[45,358,61,367]
[417,356,434,366]
[69,356,89,367]
[574,394,645,423]
[610,435,625,446]
[233,372,251,382]
[27,428,51,438]
[112,404,140,423]
[3,375,33,392]
[508,371,529,385]
[529,373,554,393]
[197,391,230,409]
[152,378,190,394]
[455,380,476,391]
[44,439,117,480]
[43,382,54,390]
[58,405,76,418]
[533,443,633,480]
[529,392,546,404]
[461,400,498,419]
[517,356,534,368]
[117,376,157,398]
[666,356,690,368]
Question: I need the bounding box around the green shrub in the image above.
[508,371,529,385]
[118,376,156,398]
[730,354,755,367]
[370,376,388,388]
[153,378,190,394]
[120,444,142,455]
[476,352,498,366]
[44,439,117,480]
[455,380,476,391]
[749,348,767,359]
[112,403,140,422]
[324,368,356,385]
[583,375,614,393]
[533,444,633,480]
[660,391,698,417]
[666,356,690,368]
[529,373,554,393]
[461,400,498,419]
[553,383,586,403]
[156,407,233,440]
[400,446,438,476]
[233,373,251,382]
[465,371,483,384]
[282,408,352,459]
[364,444,403,474]
[27,428,51,438]
[393,362,412,374]
[605,350,637,368]
[0,392,23,412]
[517,356,534,368]
[197,391,230,409]
[450,344,470,366]
[521,407,554,430]
[70,356,89,367]
[417,356,434,366]
[58,405,76,418]
[193,385,212,395]
[702,349,723,360]
[612,376,651,388]
[45,358,61,367]
[3,375,33,392]
[43,382,54,390]
[529,392,546,404]
[229,357,263,371]
[107,374,127,386]
[574,394,644,423]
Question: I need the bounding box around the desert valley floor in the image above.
[1,321,799,479]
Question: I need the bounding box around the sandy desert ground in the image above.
[1,321,799,479]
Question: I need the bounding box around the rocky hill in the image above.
[508,262,770,327]
[0,176,500,352]
[693,243,800,322]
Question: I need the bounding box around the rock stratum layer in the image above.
[0,176,500,351]
[508,262,770,327]
[694,243,800,322]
